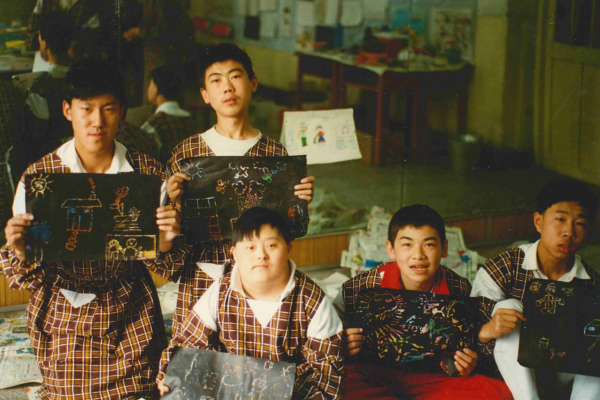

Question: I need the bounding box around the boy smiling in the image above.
[472,179,600,399]
[158,207,345,399]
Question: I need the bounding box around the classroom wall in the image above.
[0,0,37,27]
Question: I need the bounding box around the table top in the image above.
[297,49,470,76]
[0,54,34,75]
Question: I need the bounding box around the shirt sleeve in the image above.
[295,297,346,400]
[143,237,191,282]
[157,282,220,382]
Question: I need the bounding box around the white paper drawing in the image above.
[280,109,362,165]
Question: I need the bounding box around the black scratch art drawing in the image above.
[162,348,296,400]
[24,173,161,262]
[180,156,309,242]
[352,288,478,375]
[518,279,600,377]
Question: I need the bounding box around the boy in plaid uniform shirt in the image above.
[472,179,600,399]
[158,207,345,399]
[141,65,197,163]
[2,59,189,400]
[335,205,512,399]
[162,44,315,357]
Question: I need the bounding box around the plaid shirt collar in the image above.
[519,240,590,280]
[155,101,190,117]
[56,139,135,174]
[230,259,298,301]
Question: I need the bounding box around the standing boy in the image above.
[472,179,600,399]
[337,204,512,399]
[2,59,189,399]
[158,207,345,399]
[162,44,315,367]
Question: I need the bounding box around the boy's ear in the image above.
[287,242,292,254]
[231,245,237,263]
[534,212,543,234]
[62,100,73,121]
[200,87,210,105]
[250,76,258,93]
[385,240,396,260]
[441,239,449,258]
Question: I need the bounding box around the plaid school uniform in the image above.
[117,121,161,161]
[144,112,197,162]
[0,147,190,400]
[165,133,288,346]
[161,269,345,400]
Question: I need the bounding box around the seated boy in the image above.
[161,43,315,362]
[472,179,600,399]
[141,65,197,163]
[336,204,512,399]
[157,207,345,399]
[2,59,189,399]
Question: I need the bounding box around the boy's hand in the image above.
[157,205,180,252]
[345,327,365,357]
[4,214,34,261]
[294,176,315,203]
[166,173,191,212]
[157,379,170,395]
[454,348,478,377]
[478,309,526,343]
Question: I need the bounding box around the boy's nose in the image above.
[91,109,103,127]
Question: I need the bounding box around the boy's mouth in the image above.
[410,265,429,274]
[223,97,238,105]
[557,243,574,253]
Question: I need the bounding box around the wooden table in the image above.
[295,51,473,166]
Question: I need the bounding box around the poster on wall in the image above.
[24,173,161,262]
[518,279,600,377]
[430,8,473,62]
[352,288,478,375]
[280,108,362,165]
[162,348,296,400]
[180,156,309,242]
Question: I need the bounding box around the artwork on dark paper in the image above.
[352,288,478,375]
[162,347,296,400]
[518,279,600,377]
[180,156,309,241]
[24,173,161,262]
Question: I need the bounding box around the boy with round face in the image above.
[158,44,315,382]
[2,59,188,399]
[472,179,600,399]
[336,205,512,399]
[157,208,345,399]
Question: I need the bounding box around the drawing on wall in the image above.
[24,173,161,262]
[518,279,600,377]
[280,108,361,165]
[352,288,478,376]
[430,8,473,63]
[163,347,296,400]
[181,156,308,242]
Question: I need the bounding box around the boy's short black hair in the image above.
[536,179,599,218]
[65,59,126,107]
[39,9,76,56]
[232,207,293,245]
[151,65,182,100]
[198,44,255,87]
[388,204,446,245]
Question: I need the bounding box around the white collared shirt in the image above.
[470,240,590,302]
[193,260,343,340]
[154,101,190,118]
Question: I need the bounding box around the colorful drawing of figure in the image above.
[216,180,228,193]
[535,283,565,314]
[122,238,141,260]
[108,239,122,260]
[298,123,308,147]
[313,126,326,145]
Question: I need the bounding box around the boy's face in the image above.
[386,225,448,291]
[201,60,257,120]
[231,224,292,290]
[63,94,123,157]
[534,201,590,263]
[147,79,158,104]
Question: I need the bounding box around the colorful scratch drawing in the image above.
[181,156,308,242]
[519,279,600,377]
[163,348,295,400]
[24,173,161,262]
[352,288,477,375]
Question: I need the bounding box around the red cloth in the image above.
[345,363,513,400]
[379,262,450,294]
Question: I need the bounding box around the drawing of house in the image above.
[61,195,102,232]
